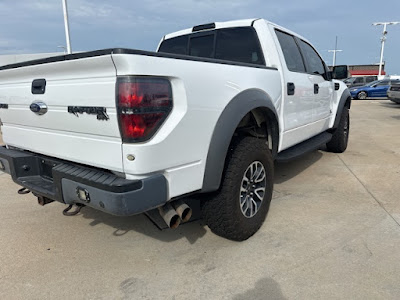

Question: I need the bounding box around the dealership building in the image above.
[329,63,386,77]
[347,64,386,76]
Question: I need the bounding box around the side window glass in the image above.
[354,77,364,84]
[377,80,389,86]
[366,76,375,83]
[298,40,325,76]
[275,30,305,73]
[189,34,214,58]
[215,27,264,65]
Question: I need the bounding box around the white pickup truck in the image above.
[0,19,350,241]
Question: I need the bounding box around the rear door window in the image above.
[275,30,306,72]
[366,76,377,83]
[215,27,264,65]
[297,39,326,76]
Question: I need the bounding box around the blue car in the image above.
[350,79,400,100]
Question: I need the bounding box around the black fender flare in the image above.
[201,89,279,193]
[333,89,351,129]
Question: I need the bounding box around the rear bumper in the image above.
[0,146,168,216]
[388,92,400,103]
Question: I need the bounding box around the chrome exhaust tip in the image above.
[158,203,181,229]
[172,200,192,223]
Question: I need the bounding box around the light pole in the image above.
[328,36,342,67]
[62,0,72,54]
[372,21,400,76]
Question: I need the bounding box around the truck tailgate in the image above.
[0,54,123,172]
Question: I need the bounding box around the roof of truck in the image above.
[162,18,309,45]
[164,19,257,40]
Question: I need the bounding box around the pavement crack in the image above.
[337,155,400,228]
[363,241,373,257]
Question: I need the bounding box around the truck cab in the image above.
[157,19,348,151]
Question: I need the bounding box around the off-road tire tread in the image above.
[326,107,349,153]
[201,136,273,241]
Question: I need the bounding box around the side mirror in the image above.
[332,65,348,80]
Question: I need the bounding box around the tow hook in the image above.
[17,187,30,195]
[63,203,85,216]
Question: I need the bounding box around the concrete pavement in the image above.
[0,100,400,299]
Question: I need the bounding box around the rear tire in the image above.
[201,137,274,241]
[326,107,349,153]
[357,91,367,100]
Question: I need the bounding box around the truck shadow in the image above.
[274,150,323,184]
[78,205,208,245]
[379,101,400,109]
[233,277,287,300]
[378,102,400,119]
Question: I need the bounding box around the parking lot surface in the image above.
[1,100,400,299]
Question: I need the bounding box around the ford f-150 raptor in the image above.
[0,19,350,241]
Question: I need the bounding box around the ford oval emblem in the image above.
[30,101,48,115]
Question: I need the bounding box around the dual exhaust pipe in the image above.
[158,200,192,229]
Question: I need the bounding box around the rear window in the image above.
[158,35,188,55]
[189,34,214,58]
[158,27,265,65]
[390,84,400,91]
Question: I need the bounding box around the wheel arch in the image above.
[201,89,279,193]
[333,89,351,129]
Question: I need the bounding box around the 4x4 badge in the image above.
[30,101,48,115]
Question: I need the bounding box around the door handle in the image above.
[32,79,46,94]
[287,82,295,95]
[314,84,319,94]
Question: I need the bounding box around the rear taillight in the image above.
[117,77,172,142]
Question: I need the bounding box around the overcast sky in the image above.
[1,0,400,74]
